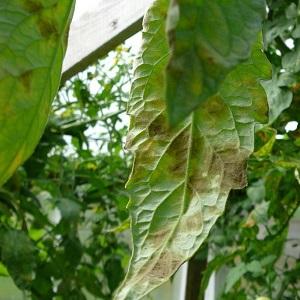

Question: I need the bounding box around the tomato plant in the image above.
[0,0,299,299]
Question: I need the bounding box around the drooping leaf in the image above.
[0,0,75,186]
[166,0,267,124]
[114,0,270,299]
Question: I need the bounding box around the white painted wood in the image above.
[62,0,154,82]
[205,253,216,300]
[172,263,188,300]
[284,219,300,259]
[142,263,188,300]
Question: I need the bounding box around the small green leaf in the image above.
[1,230,36,288]
[246,261,263,275]
[254,128,277,157]
[276,158,300,169]
[247,180,265,203]
[166,0,267,124]
[285,3,298,20]
[261,79,293,124]
[58,197,81,221]
[0,263,9,277]
[0,0,75,186]
[263,16,294,45]
[260,255,277,266]
[225,263,247,293]
[282,43,300,73]
[292,24,300,38]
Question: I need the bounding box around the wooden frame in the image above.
[62,0,153,83]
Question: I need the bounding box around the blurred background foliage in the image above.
[0,1,300,300]
[0,45,133,299]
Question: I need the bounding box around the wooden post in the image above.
[62,0,154,83]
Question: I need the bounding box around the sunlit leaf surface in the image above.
[0,0,75,186]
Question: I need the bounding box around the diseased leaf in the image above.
[0,0,75,186]
[166,0,266,124]
[114,0,270,299]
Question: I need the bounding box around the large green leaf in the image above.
[114,0,270,299]
[0,0,75,186]
[166,0,266,124]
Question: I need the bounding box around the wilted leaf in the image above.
[115,0,270,299]
[0,0,75,186]
[166,0,267,124]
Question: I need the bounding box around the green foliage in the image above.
[198,1,300,298]
[115,0,271,298]
[263,0,300,124]
[0,0,299,299]
[1,230,37,288]
[204,113,300,298]
[0,0,75,186]
[166,0,266,124]
[0,47,132,299]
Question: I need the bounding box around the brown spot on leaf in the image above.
[38,18,59,38]
[23,0,43,13]
[168,129,190,175]
[148,114,168,138]
[150,251,181,279]
[225,159,248,189]
[20,70,33,93]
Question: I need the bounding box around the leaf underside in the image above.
[166,0,266,124]
[0,0,75,186]
[114,0,270,299]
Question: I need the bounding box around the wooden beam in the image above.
[62,0,153,83]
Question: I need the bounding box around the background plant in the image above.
[197,1,300,298]
[0,46,133,300]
